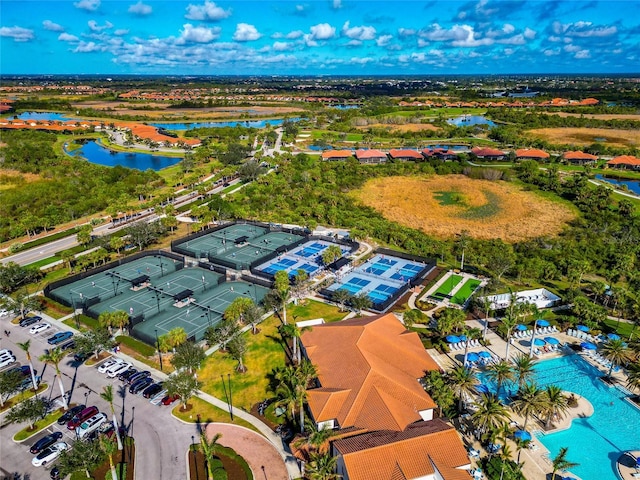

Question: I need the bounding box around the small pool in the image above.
[595,175,640,195]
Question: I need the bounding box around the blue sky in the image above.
[1,0,638,75]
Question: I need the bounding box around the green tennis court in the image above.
[431,274,463,298]
[451,279,481,305]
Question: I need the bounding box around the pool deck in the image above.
[617,451,640,480]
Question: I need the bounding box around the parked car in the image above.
[5,365,34,378]
[161,394,180,406]
[126,370,150,385]
[97,357,123,374]
[107,362,133,378]
[60,339,76,351]
[31,442,68,467]
[58,404,86,425]
[0,308,9,316]
[142,382,164,399]
[49,466,61,480]
[73,351,91,363]
[129,377,153,394]
[67,406,99,430]
[117,368,138,382]
[76,412,108,440]
[47,331,73,345]
[0,354,16,369]
[0,348,13,357]
[29,432,64,454]
[29,323,51,335]
[19,316,42,327]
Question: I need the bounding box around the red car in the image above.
[161,394,179,406]
[67,406,99,430]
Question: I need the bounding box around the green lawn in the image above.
[0,383,49,413]
[602,318,636,338]
[431,274,463,298]
[287,299,346,323]
[451,279,481,305]
[172,396,259,434]
[26,255,62,268]
[13,409,64,441]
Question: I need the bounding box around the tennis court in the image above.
[451,278,481,305]
[254,239,348,278]
[428,273,464,301]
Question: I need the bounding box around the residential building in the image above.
[515,148,550,161]
[562,151,598,165]
[470,147,506,161]
[321,150,355,161]
[355,149,387,164]
[607,155,640,170]
[388,149,423,162]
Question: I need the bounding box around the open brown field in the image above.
[527,127,640,148]
[543,112,640,121]
[355,123,441,133]
[352,175,577,242]
[71,101,303,120]
[0,169,42,191]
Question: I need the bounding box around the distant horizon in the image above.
[1,1,638,75]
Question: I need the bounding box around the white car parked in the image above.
[107,362,133,378]
[0,354,17,369]
[29,323,51,335]
[98,357,123,374]
[0,308,9,317]
[76,412,108,439]
[31,441,68,467]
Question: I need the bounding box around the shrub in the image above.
[8,243,24,253]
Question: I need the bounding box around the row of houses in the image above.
[320,146,640,170]
[398,97,599,109]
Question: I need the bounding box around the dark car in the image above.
[129,377,153,394]
[60,339,76,351]
[161,394,179,405]
[29,432,63,454]
[73,351,91,363]
[126,370,150,385]
[58,404,86,425]
[50,466,61,480]
[19,315,42,327]
[67,405,99,430]
[118,368,138,382]
[47,331,73,345]
[142,382,164,399]
[6,365,35,378]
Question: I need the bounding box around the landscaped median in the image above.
[13,408,63,442]
[172,396,259,434]
[0,384,49,414]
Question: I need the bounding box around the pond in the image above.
[595,174,640,195]
[13,112,73,121]
[447,115,496,127]
[66,140,181,171]
[150,118,297,131]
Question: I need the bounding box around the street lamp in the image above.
[227,374,233,421]
[191,435,199,480]
[155,329,163,371]
[220,375,232,421]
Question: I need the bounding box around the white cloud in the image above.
[114,29,129,36]
[487,23,515,37]
[185,1,231,21]
[273,41,292,51]
[43,20,64,32]
[58,32,79,42]
[575,49,591,58]
[564,44,581,53]
[88,20,113,32]
[503,48,514,55]
[286,30,304,39]
[417,39,429,47]
[553,20,617,38]
[420,24,492,47]
[350,56,373,65]
[0,26,34,42]
[177,23,220,44]
[497,34,525,45]
[398,28,415,37]
[295,4,305,12]
[543,48,560,56]
[74,0,100,12]
[233,23,261,41]
[128,1,152,16]
[376,34,392,47]
[74,41,105,52]
[523,27,536,39]
[332,0,342,9]
[309,23,335,40]
[341,21,376,41]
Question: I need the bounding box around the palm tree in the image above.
[280,323,302,363]
[471,393,511,440]
[481,294,493,341]
[110,310,130,335]
[200,431,223,480]
[305,452,340,480]
[551,447,579,480]
[448,365,477,412]
[295,360,318,433]
[274,270,291,325]
[100,385,123,450]
[39,348,68,410]
[485,360,515,398]
[16,340,39,394]
[274,366,300,425]
[98,311,114,335]
[510,383,547,429]
[501,311,519,360]
[626,362,640,393]
[543,385,570,429]
[295,420,339,455]
[512,353,537,390]
[601,338,630,377]
[99,435,118,480]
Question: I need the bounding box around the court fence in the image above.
[197,261,227,276]
[44,250,184,309]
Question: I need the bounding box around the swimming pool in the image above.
[532,355,639,480]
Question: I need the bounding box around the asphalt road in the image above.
[0,313,198,480]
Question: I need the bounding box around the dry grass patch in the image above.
[527,128,640,148]
[355,123,441,133]
[352,175,576,242]
[543,112,640,121]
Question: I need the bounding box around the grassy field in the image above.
[451,279,481,305]
[352,175,577,242]
[543,112,640,121]
[172,396,259,433]
[527,127,640,148]
[432,274,463,298]
[287,299,346,323]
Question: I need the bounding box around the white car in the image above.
[31,441,68,467]
[97,357,123,374]
[76,412,108,439]
[29,323,51,335]
[0,355,17,368]
[107,362,132,378]
[0,308,9,317]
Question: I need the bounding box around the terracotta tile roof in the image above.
[471,147,505,157]
[355,149,387,159]
[579,98,599,105]
[563,151,598,160]
[301,313,439,431]
[388,149,423,159]
[321,149,354,159]
[516,148,550,159]
[333,420,470,480]
[608,155,640,166]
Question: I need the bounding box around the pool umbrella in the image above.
[446,335,460,343]
[459,335,468,342]
[478,351,492,359]
[475,384,490,393]
[607,333,620,340]
[576,325,590,332]
[544,337,560,345]
[581,341,597,350]
[513,430,532,441]
[533,338,546,347]
[536,319,550,327]
[515,324,528,331]
[466,352,480,363]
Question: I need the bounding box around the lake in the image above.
[14,112,73,121]
[447,115,496,127]
[67,140,181,171]
[150,118,295,131]
[595,174,640,195]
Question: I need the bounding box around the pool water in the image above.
[532,355,639,480]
